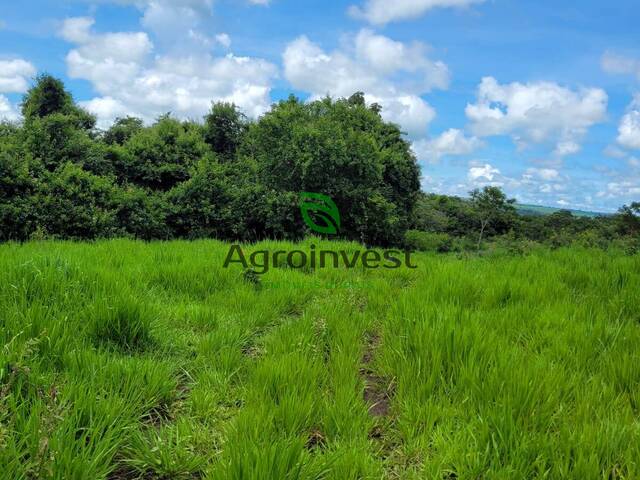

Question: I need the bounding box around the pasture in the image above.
[1,240,639,479]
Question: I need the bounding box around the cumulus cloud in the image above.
[618,111,640,150]
[82,0,264,47]
[0,95,20,121]
[84,0,213,44]
[468,163,501,184]
[412,128,483,163]
[523,167,560,181]
[0,58,36,121]
[0,58,36,93]
[348,0,485,25]
[60,17,278,128]
[465,77,608,157]
[283,30,449,137]
[617,94,640,150]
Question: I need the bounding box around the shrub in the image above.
[404,230,453,253]
[34,163,118,240]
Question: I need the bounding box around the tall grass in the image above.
[0,240,638,478]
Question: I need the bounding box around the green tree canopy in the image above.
[22,74,96,130]
[242,95,420,245]
[203,102,248,160]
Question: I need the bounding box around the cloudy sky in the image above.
[1,0,639,211]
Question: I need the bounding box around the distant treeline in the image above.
[408,191,640,253]
[1,75,639,249]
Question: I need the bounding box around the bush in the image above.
[492,235,539,256]
[114,186,169,240]
[34,163,119,240]
[575,230,610,250]
[0,136,38,241]
[404,230,453,253]
[610,236,640,256]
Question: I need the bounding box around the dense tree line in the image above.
[1,75,638,250]
[1,76,419,246]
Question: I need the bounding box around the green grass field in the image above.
[1,240,639,479]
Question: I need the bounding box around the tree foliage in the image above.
[0,76,637,249]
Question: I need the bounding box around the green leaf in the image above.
[299,192,341,235]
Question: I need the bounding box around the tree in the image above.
[242,95,420,245]
[34,163,118,239]
[615,202,640,236]
[21,113,105,173]
[0,126,38,240]
[119,115,209,191]
[165,159,234,239]
[114,186,169,240]
[203,103,247,160]
[20,75,104,173]
[22,74,95,130]
[103,117,144,146]
[470,186,517,249]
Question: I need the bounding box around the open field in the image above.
[1,240,640,479]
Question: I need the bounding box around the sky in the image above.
[1,0,639,212]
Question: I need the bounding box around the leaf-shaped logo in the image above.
[300,192,341,235]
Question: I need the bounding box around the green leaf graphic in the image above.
[300,192,341,235]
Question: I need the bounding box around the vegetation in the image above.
[1,77,420,247]
[3,75,637,250]
[1,239,639,478]
[2,75,640,479]
[411,191,639,253]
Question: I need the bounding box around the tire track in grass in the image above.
[356,276,412,469]
[360,331,393,419]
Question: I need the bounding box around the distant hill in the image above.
[515,204,610,218]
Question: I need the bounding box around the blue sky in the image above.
[1,0,639,211]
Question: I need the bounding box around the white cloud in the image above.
[0,95,20,121]
[85,0,213,41]
[215,33,231,48]
[617,95,640,150]
[618,111,640,150]
[601,52,640,80]
[348,0,485,25]
[465,77,608,157]
[79,97,133,129]
[283,30,449,137]
[140,0,213,43]
[412,128,483,163]
[61,17,277,127]
[468,163,500,182]
[61,17,153,95]
[0,58,36,121]
[0,58,36,93]
[82,0,263,45]
[597,180,640,199]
